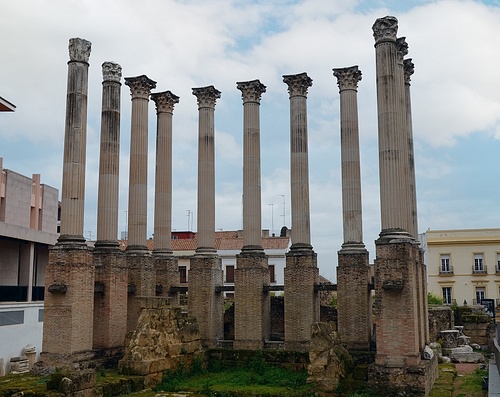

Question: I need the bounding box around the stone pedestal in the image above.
[188,255,224,348]
[92,246,128,351]
[154,254,180,306]
[337,246,371,351]
[43,243,94,355]
[234,251,270,349]
[284,247,319,351]
[126,251,155,333]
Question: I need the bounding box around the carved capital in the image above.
[333,65,362,92]
[102,62,122,83]
[404,58,415,85]
[236,79,266,104]
[283,72,313,98]
[396,37,408,63]
[372,16,398,44]
[151,90,180,113]
[125,75,157,100]
[192,85,221,109]
[68,38,91,63]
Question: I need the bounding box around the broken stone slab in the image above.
[422,345,434,360]
[450,352,485,364]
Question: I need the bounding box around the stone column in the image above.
[124,75,156,332]
[282,73,319,351]
[151,90,180,305]
[42,38,95,359]
[125,75,156,250]
[93,62,127,352]
[189,86,223,347]
[59,38,91,243]
[373,17,410,234]
[234,80,270,349]
[333,66,371,351]
[369,17,437,396]
[96,62,122,246]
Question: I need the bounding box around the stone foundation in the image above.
[284,246,319,351]
[119,298,201,387]
[234,252,270,349]
[368,355,438,397]
[43,242,94,355]
[337,246,371,350]
[188,255,224,347]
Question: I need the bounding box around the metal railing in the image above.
[472,265,487,274]
[439,266,454,275]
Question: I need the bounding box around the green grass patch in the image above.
[154,354,312,396]
[454,367,488,397]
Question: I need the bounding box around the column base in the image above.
[126,252,154,333]
[154,253,180,305]
[284,248,319,352]
[368,354,438,397]
[234,253,270,349]
[188,256,224,348]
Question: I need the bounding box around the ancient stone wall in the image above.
[428,306,454,343]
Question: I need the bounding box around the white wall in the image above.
[0,302,43,375]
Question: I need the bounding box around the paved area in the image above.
[489,357,500,396]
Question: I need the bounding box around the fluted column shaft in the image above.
[125,75,157,249]
[404,59,418,239]
[151,91,179,252]
[96,62,122,244]
[283,73,313,248]
[373,17,411,233]
[237,80,266,249]
[193,86,221,253]
[333,66,364,247]
[59,38,91,241]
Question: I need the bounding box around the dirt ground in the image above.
[453,363,486,397]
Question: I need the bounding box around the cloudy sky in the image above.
[1,0,500,281]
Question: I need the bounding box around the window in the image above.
[497,253,500,272]
[179,266,187,284]
[226,265,234,283]
[476,287,486,304]
[474,254,485,272]
[440,254,451,273]
[0,310,24,326]
[442,287,452,305]
[269,265,276,283]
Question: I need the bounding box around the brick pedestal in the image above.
[373,231,423,367]
[43,243,94,355]
[284,246,319,351]
[93,245,128,351]
[188,255,223,348]
[337,246,372,351]
[154,254,180,306]
[126,250,154,333]
[234,251,270,349]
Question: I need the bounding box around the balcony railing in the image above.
[439,265,454,275]
[472,265,487,274]
[443,299,456,306]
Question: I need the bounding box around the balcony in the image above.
[438,266,454,275]
[443,299,456,306]
[472,265,487,275]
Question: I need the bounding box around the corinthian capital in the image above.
[125,75,157,100]
[151,90,180,113]
[372,16,398,44]
[102,62,122,83]
[192,85,221,109]
[333,66,362,92]
[236,79,266,104]
[283,72,313,98]
[68,38,91,63]
[396,37,409,63]
[404,58,415,85]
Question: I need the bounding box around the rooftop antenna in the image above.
[269,203,274,236]
[277,194,286,226]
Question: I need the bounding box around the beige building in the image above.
[0,157,58,374]
[424,228,500,306]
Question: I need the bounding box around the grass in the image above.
[454,367,488,397]
[153,354,313,396]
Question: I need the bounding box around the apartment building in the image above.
[424,228,500,307]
